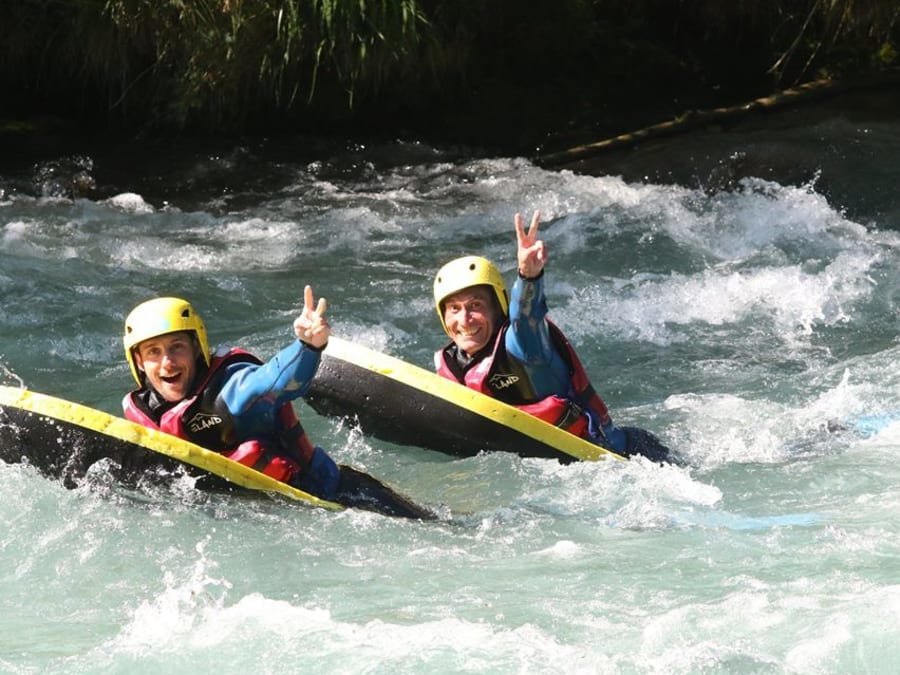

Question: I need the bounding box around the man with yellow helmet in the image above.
[122,285,434,518]
[433,211,670,461]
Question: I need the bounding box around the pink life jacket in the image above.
[435,321,611,440]
[123,348,315,483]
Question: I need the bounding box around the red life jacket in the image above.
[435,321,611,440]
[122,347,316,483]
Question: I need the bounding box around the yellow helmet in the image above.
[433,256,509,336]
[123,297,210,386]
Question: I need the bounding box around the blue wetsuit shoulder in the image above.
[216,340,322,422]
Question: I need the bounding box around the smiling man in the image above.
[121,289,434,518]
[432,211,671,462]
[131,330,198,402]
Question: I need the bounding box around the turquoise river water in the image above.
[1,112,900,673]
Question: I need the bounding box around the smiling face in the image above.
[441,286,500,356]
[133,331,198,402]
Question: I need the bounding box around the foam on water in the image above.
[3,129,900,672]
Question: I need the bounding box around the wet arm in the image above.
[506,272,555,363]
[217,340,323,415]
[507,273,573,397]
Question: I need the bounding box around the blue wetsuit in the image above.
[124,340,435,518]
[215,341,342,496]
[213,344,435,516]
[507,273,575,396]
[505,273,628,452]
[216,341,321,444]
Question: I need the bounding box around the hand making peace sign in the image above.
[515,210,547,279]
[294,284,330,348]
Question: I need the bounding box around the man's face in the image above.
[134,331,197,402]
[442,286,499,356]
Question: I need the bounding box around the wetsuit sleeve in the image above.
[216,340,322,416]
[506,272,555,363]
[506,274,571,391]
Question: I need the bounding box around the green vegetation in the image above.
[1,0,897,151]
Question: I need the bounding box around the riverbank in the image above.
[3,68,899,219]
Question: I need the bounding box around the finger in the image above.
[303,285,313,313]
[316,297,327,317]
[528,210,541,239]
[514,212,525,245]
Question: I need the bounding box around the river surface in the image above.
[2,108,900,673]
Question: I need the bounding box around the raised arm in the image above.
[508,211,571,394]
[221,285,331,414]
